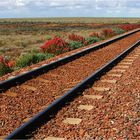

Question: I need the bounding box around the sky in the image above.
[0,0,139,18]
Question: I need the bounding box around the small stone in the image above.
[110,120,115,124]
[79,129,86,138]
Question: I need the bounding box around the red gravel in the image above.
[0,31,140,137]
[33,46,140,139]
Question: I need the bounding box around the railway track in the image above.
[33,46,140,140]
[0,29,140,139]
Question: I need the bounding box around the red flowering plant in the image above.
[0,56,15,68]
[89,32,101,38]
[102,28,115,37]
[118,24,140,31]
[40,37,70,55]
[0,56,4,63]
[0,56,15,76]
[68,33,85,43]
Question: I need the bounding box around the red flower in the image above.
[118,24,140,31]
[68,33,85,43]
[0,56,4,63]
[102,28,115,37]
[89,32,101,38]
[7,60,15,68]
[0,56,15,68]
[40,37,69,54]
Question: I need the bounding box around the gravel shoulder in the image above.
[33,46,140,139]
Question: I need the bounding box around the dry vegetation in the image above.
[0,17,140,76]
[0,17,140,57]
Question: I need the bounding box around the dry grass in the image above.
[0,17,140,23]
[0,17,139,58]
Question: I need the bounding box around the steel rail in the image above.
[5,39,140,139]
[0,29,140,93]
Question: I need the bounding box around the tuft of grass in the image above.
[16,53,34,68]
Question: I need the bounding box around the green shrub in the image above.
[0,63,12,76]
[112,27,125,35]
[46,35,51,40]
[16,52,54,68]
[16,53,34,68]
[69,41,83,50]
[32,53,54,63]
[86,36,101,45]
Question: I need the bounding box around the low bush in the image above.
[112,27,125,35]
[69,41,83,50]
[89,32,101,38]
[40,37,70,55]
[32,53,54,63]
[86,36,101,45]
[16,53,34,68]
[16,52,54,68]
[102,28,115,37]
[68,33,85,43]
